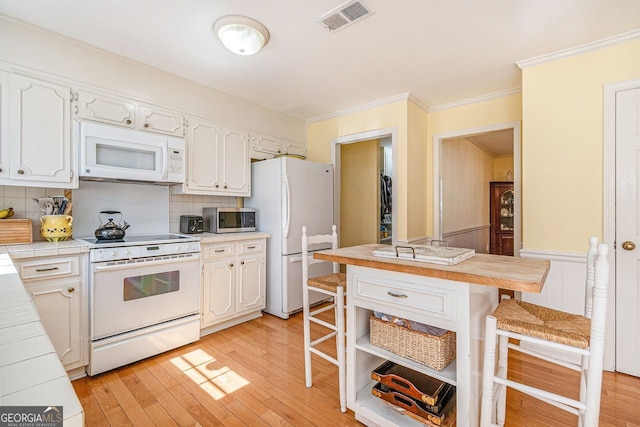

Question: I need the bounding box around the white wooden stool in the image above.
[480,237,609,427]
[301,225,347,412]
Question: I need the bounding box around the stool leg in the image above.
[303,286,312,388]
[481,316,498,427]
[496,333,508,426]
[336,286,347,412]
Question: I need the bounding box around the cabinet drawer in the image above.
[203,243,234,259]
[16,256,80,282]
[237,240,264,254]
[354,275,457,322]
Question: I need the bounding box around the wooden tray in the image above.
[0,219,32,245]
[372,382,456,426]
[371,360,452,406]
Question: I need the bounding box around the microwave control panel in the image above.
[167,137,186,183]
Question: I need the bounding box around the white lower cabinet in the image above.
[201,238,266,333]
[13,254,88,372]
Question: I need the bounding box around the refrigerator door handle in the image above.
[283,172,291,238]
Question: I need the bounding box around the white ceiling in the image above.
[1,0,639,121]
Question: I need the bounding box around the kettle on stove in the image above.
[94,210,130,240]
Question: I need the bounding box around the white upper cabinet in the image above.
[137,104,184,137]
[251,132,282,159]
[282,139,307,158]
[76,91,136,128]
[9,74,76,187]
[174,117,250,197]
[250,132,306,160]
[76,90,183,137]
[221,126,250,195]
[184,116,221,193]
[0,71,9,180]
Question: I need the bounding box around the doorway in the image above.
[433,122,522,255]
[332,128,397,247]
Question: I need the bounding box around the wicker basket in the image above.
[370,315,456,371]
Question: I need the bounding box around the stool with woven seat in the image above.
[302,225,347,413]
[481,237,609,427]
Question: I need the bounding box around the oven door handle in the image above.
[92,254,200,271]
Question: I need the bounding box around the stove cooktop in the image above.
[76,234,198,248]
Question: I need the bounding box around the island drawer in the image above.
[354,274,457,322]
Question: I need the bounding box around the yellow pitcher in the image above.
[40,215,73,242]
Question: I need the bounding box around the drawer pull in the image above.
[246,245,256,249]
[67,287,75,293]
[387,291,408,298]
[214,249,226,253]
[35,267,59,272]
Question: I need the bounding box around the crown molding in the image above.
[429,88,522,113]
[517,29,640,69]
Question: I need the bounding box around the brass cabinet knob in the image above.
[622,241,636,251]
[67,287,75,293]
[17,169,24,175]
[126,119,132,124]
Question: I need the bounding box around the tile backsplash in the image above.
[0,185,238,241]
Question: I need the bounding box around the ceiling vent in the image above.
[315,0,373,33]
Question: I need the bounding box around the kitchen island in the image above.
[315,244,549,427]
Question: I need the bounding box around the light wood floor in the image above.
[73,312,640,426]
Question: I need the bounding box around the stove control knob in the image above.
[110,250,117,257]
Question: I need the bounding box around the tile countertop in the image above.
[0,254,84,426]
[0,232,270,258]
[0,239,89,259]
[197,231,270,244]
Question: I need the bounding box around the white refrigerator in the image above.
[245,157,334,319]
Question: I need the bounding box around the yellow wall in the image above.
[493,156,514,181]
[340,140,380,247]
[522,38,640,252]
[407,101,430,240]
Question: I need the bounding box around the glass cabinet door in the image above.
[499,190,514,231]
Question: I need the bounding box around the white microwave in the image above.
[79,121,185,184]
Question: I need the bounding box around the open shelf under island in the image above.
[315,244,549,427]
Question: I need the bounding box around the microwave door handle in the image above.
[160,143,168,180]
[282,173,291,239]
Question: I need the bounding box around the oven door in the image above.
[90,254,200,341]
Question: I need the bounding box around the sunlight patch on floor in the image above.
[171,349,249,400]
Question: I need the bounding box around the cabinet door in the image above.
[76,91,135,128]
[282,139,307,158]
[186,117,222,193]
[221,126,251,196]
[9,74,72,184]
[251,133,281,157]
[0,71,9,180]
[201,258,235,326]
[137,104,183,136]
[236,253,265,315]
[26,279,83,369]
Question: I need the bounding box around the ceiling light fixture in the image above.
[213,15,270,56]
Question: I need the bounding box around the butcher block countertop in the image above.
[314,244,549,293]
